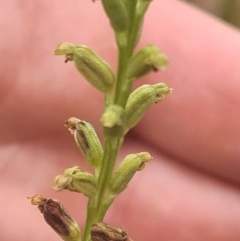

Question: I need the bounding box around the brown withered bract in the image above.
[28,194,77,238]
[38,198,71,236]
[91,222,133,241]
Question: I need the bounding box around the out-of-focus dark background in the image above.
[183,0,240,28]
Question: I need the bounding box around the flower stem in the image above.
[82,199,96,241]
[82,2,151,240]
[114,43,132,107]
[95,136,120,216]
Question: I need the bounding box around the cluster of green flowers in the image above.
[30,0,172,241]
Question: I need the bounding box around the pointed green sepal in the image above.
[127,45,168,81]
[124,83,172,133]
[54,43,115,93]
[110,152,152,195]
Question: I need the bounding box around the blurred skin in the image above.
[1,0,240,240]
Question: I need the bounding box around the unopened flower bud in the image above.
[54,166,97,198]
[101,0,128,33]
[65,118,103,168]
[54,43,115,93]
[28,194,81,241]
[110,152,152,194]
[100,105,124,128]
[124,83,172,133]
[100,105,124,137]
[127,45,168,81]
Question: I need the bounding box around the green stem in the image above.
[82,137,120,241]
[82,40,132,241]
[82,139,121,241]
[113,43,132,107]
[95,136,120,216]
[82,199,96,241]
